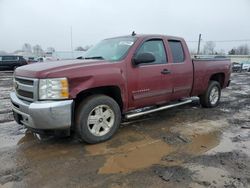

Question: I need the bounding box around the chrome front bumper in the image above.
[10,92,73,130]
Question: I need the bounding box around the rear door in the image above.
[167,39,193,100]
[127,38,173,109]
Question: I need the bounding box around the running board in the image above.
[125,99,192,119]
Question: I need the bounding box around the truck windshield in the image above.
[84,37,136,61]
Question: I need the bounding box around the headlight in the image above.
[39,78,69,100]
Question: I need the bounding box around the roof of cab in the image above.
[106,34,184,41]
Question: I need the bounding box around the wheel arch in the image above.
[74,86,124,112]
[210,73,225,88]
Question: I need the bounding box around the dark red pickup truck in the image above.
[11,34,231,143]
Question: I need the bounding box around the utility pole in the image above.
[197,34,202,55]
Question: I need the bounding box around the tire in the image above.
[75,95,121,144]
[199,81,221,108]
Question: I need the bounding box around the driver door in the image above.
[127,38,173,109]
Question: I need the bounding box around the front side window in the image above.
[84,37,136,61]
[136,40,167,64]
[168,40,185,63]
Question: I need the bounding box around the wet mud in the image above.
[0,71,250,188]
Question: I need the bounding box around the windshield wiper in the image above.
[84,56,105,60]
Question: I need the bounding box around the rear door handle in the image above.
[161,69,171,75]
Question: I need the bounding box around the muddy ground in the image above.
[0,71,249,188]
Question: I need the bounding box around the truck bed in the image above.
[191,58,231,96]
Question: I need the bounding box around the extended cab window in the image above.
[169,40,185,63]
[136,40,167,64]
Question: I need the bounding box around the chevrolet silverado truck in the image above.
[10,34,231,143]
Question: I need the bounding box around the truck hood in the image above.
[14,59,111,78]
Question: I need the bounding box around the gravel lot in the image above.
[0,71,250,188]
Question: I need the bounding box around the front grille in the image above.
[15,77,34,85]
[16,90,34,99]
[14,76,38,102]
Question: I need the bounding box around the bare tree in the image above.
[236,44,249,55]
[75,46,85,51]
[228,48,236,55]
[203,41,216,55]
[22,43,32,53]
[229,44,249,55]
[33,45,44,56]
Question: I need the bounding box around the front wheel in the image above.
[199,81,221,108]
[76,95,121,144]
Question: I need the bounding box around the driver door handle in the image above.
[161,69,171,75]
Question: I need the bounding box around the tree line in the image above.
[20,43,92,56]
[202,41,249,55]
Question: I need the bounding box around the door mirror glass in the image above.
[133,52,155,65]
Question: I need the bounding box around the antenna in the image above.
[132,31,136,36]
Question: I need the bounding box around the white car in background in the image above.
[241,61,250,72]
[36,56,59,62]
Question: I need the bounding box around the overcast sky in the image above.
[0,0,250,53]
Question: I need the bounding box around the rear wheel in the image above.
[199,81,221,108]
[76,95,121,144]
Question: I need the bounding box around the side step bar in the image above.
[125,99,192,119]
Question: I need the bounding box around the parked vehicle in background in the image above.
[27,60,38,64]
[10,34,231,144]
[241,61,250,72]
[0,55,27,70]
[232,62,242,72]
[36,56,59,62]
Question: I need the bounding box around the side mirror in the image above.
[133,52,155,65]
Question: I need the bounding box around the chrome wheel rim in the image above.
[209,87,219,105]
[87,105,115,137]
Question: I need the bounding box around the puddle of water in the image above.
[182,132,220,156]
[99,139,172,174]
[85,122,221,174]
[85,129,173,174]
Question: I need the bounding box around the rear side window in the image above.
[168,40,185,63]
[136,39,167,64]
[2,56,18,61]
